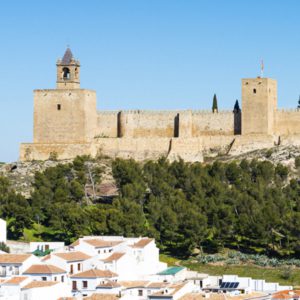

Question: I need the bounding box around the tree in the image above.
[298,95,300,109]
[212,94,218,113]
[233,100,240,112]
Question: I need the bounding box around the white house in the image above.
[43,251,91,275]
[20,281,71,300]
[0,220,6,244]
[70,268,118,297]
[23,264,67,282]
[0,276,31,300]
[130,238,167,277]
[71,238,125,259]
[148,281,195,300]
[0,254,40,278]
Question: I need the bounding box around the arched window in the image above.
[62,67,70,79]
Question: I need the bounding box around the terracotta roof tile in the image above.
[84,294,119,300]
[272,290,300,300]
[119,281,150,288]
[132,238,153,248]
[97,280,121,288]
[23,264,66,274]
[0,254,32,264]
[22,281,59,290]
[102,252,125,262]
[70,269,118,278]
[54,251,91,262]
[3,276,28,285]
[84,239,122,248]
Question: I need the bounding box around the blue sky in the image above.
[1,1,300,162]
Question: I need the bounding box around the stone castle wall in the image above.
[275,109,300,135]
[96,110,241,139]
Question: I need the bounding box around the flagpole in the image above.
[261,59,264,78]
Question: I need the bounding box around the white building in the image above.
[0,254,40,278]
[23,264,67,282]
[20,281,71,300]
[43,251,91,275]
[70,269,118,297]
[0,219,6,244]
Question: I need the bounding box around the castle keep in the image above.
[20,49,300,162]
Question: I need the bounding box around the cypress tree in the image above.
[212,94,218,113]
[234,99,240,112]
[298,95,300,109]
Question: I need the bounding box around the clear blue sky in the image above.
[1,1,300,162]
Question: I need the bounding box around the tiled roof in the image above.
[84,294,119,300]
[0,254,31,264]
[148,282,169,288]
[61,47,73,64]
[22,281,59,290]
[84,239,122,248]
[54,251,91,262]
[97,280,121,288]
[23,264,66,274]
[3,276,28,285]
[272,290,300,300]
[132,238,153,248]
[119,281,150,288]
[102,252,125,262]
[70,269,118,278]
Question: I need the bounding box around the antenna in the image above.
[260,59,264,78]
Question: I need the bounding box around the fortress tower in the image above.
[242,77,277,135]
[33,48,97,144]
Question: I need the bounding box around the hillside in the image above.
[2,145,300,198]
[1,146,300,258]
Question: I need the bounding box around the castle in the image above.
[20,48,300,162]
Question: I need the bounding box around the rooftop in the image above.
[0,254,32,264]
[23,264,66,274]
[54,251,91,262]
[70,269,118,278]
[22,281,59,290]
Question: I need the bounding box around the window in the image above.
[42,277,47,281]
[14,266,19,275]
[77,263,81,271]
[253,88,256,94]
[82,281,88,289]
[70,264,73,274]
[63,67,70,79]
[61,275,64,282]
[54,276,57,281]
[98,250,101,254]
[72,281,77,291]
[57,104,61,110]
[138,290,143,296]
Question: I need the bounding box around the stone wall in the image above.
[192,111,236,136]
[97,111,118,138]
[94,110,240,139]
[33,89,97,143]
[275,109,300,135]
[118,111,176,138]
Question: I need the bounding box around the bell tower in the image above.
[56,47,80,89]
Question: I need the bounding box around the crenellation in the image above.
[19,49,300,162]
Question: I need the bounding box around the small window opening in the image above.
[62,67,70,79]
[253,88,256,94]
[57,104,61,111]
